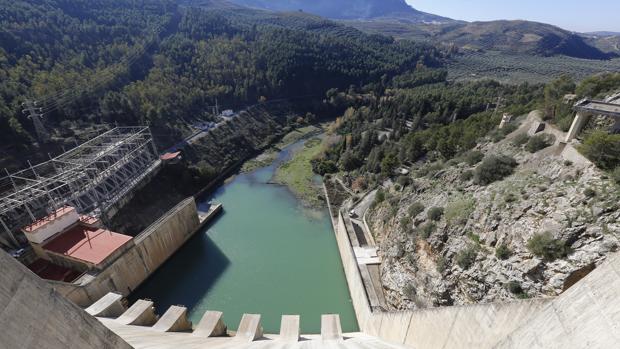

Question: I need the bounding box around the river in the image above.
[129,138,358,334]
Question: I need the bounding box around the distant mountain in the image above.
[226,0,453,23]
[349,19,617,60]
[585,31,620,37]
[581,32,620,55]
[185,1,616,60]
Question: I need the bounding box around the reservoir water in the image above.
[129,139,358,334]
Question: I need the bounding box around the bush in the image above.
[463,150,484,166]
[527,232,571,261]
[436,256,447,273]
[501,123,519,135]
[496,244,512,260]
[584,188,596,198]
[408,202,425,218]
[456,246,478,270]
[504,192,518,203]
[612,167,620,184]
[403,284,417,299]
[578,131,620,170]
[512,133,530,147]
[397,175,412,188]
[375,189,386,204]
[445,197,475,225]
[418,222,436,239]
[460,169,474,182]
[427,207,444,221]
[505,281,528,299]
[474,155,518,185]
[525,134,555,153]
[489,129,506,143]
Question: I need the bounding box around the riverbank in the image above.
[273,137,325,208]
[241,125,322,173]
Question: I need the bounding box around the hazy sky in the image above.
[406,0,620,33]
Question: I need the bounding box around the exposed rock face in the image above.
[367,122,620,311]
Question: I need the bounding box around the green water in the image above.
[129,139,358,334]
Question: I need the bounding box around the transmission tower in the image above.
[22,100,50,143]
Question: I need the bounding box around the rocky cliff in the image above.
[367,113,620,310]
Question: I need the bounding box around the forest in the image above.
[0,0,441,155]
[312,72,620,181]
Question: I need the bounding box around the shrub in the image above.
[467,231,481,244]
[408,202,425,218]
[612,167,620,184]
[463,150,484,166]
[584,188,597,198]
[418,222,436,239]
[397,175,412,188]
[512,133,530,147]
[375,189,386,204]
[504,193,518,203]
[489,129,506,143]
[564,160,573,166]
[474,155,518,185]
[427,207,444,221]
[456,246,478,270]
[506,281,522,294]
[505,281,529,299]
[403,284,417,299]
[496,244,512,260]
[445,197,475,225]
[578,131,620,170]
[525,134,555,153]
[436,256,447,273]
[460,170,474,182]
[527,232,571,261]
[501,123,519,135]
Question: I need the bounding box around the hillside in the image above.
[0,0,440,169]
[350,20,615,60]
[312,73,620,311]
[368,114,620,308]
[226,0,453,23]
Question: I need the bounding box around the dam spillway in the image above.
[129,139,358,333]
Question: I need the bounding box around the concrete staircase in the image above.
[89,293,411,349]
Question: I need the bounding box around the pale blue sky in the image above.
[406,0,620,33]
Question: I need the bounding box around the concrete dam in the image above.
[1,132,619,349]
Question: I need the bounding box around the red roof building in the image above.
[43,225,132,267]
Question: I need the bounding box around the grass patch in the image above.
[445,195,475,226]
[273,137,325,207]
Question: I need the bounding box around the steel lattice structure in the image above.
[0,127,161,248]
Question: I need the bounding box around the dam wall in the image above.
[495,252,620,349]
[50,197,201,307]
[326,180,620,348]
[0,250,132,349]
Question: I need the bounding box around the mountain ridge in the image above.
[226,0,453,23]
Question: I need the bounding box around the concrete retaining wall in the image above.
[51,197,200,307]
[0,250,132,349]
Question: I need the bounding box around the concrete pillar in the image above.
[565,112,591,143]
[499,113,513,129]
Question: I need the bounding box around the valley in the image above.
[2,1,620,348]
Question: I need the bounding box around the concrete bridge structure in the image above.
[565,98,620,142]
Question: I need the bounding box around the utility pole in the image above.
[22,100,50,143]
